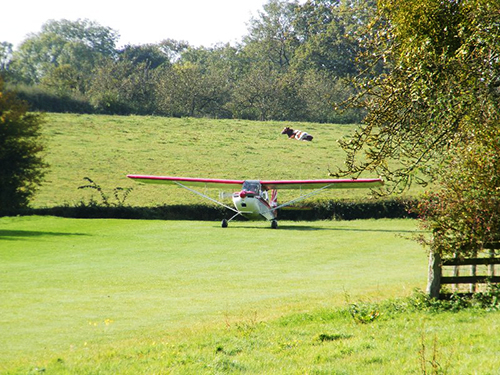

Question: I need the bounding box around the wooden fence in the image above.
[427,243,500,298]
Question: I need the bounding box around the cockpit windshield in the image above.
[242,180,262,194]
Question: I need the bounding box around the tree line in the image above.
[0,0,377,123]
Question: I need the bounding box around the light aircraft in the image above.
[127,175,383,228]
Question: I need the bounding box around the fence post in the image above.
[427,250,442,299]
[453,252,459,292]
[470,251,477,293]
[489,249,495,277]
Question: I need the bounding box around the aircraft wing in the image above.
[127,175,244,189]
[260,178,383,190]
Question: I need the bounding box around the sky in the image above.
[1,0,272,49]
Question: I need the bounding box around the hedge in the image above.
[1,199,417,221]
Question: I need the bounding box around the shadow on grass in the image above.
[0,230,89,241]
[222,224,423,233]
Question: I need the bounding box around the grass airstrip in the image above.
[2,217,500,374]
[2,114,499,373]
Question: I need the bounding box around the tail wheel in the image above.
[221,219,228,228]
[271,220,278,229]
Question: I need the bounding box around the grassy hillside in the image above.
[35,114,413,208]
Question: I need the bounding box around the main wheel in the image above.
[271,220,278,229]
[221,219,228,228]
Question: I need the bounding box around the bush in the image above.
[9,83,93,113]
[345,287,500,323]
[415,125,500,258]
[0,78,47,210]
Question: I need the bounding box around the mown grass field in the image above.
[4,114,499,373]
[2,216,500,374]
[35,113,416,208]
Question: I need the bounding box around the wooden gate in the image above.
[427,243,500,298]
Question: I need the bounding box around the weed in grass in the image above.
[348,302,381,324]
[78,177,133,207]
[418,329,453,375]
[211,356,245,373]
[344,291,381,324]
[316,333,353,342]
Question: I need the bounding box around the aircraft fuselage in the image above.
[232,180,276,221]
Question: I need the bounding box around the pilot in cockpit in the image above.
[242,181,262,196]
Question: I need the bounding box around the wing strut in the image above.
[174,182,240,214]
[267,184,334,213]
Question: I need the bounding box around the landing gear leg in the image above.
[224,212,242,227]
[271,220,278,229]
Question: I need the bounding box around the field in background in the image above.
[35,114,418,208]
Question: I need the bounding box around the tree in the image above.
[293,0,376,77]
[416,124,500,258]
[88,59,155,115]
[118,44,170,69]
[289,0,378,122]
[244,0,300,71]
[0,78,46,211]
[158,39,190,63]
[336,0,500,258]
[0,42,13,71]
[297,69,361,123]
[40,64,82,94]
[179,44,247,117]
[10,19,118,88]
[229,63,282,120]
[155,61,230,118]
[337,0,500,189]
[0,42,18,82]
